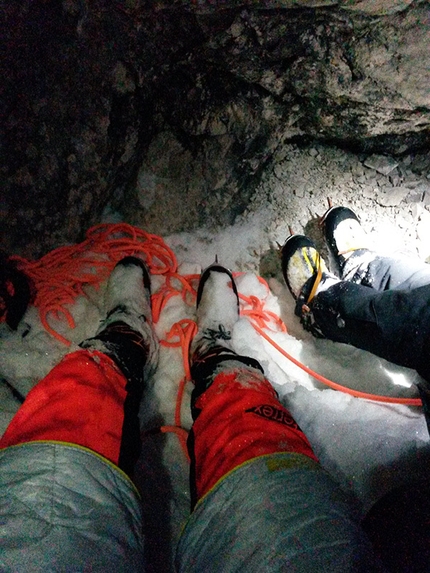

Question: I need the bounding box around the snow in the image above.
[1,143,430,570]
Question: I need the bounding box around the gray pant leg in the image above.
[345,252,430,291]
[176,454,383,573]
[1,443,145,572]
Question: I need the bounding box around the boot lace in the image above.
[202,324,232,342]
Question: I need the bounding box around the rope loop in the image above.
[3,223,422,461]
[161,318,197,382]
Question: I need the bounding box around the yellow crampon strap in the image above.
[307,253,323,304]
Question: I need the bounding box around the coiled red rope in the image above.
[5,223,422,461]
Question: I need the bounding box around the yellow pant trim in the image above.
[196,452,320,511]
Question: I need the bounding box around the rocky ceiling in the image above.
[2,0,429,258]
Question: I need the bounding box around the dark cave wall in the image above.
[1,0,429,257]
[2,1,152,256]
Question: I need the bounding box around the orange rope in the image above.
[233,272,287,333]
[152,273,199,324]
[240,293,287,333]
[10,223,178,345]
[160,318,198,461]
[9,223,194,454]
[253,324,422,407]
[237,284,423,407]
[6,227,423,461]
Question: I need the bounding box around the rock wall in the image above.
[2,0,429,257]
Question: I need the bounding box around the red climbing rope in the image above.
[236,274,422,408]
[160,318,198,460]
[9,224,177,345]
[5,224,422,461]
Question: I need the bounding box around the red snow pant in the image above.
[0,350,128,467]
[190,364,318,502]
[0,350,317,502]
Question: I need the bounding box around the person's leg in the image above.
[344,251,430,291]
[0,256,158,474]
[312,281,430,381]
[312,282,430,435]
[189,357,318,505]
[282,235,430,435]
[282,231,430,381]
[0,348,144,471]
[176,265,381,572]
[0,257,158,571]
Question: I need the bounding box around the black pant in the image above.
[311,252,430,569]
[311,253,430,383]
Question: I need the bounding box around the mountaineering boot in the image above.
[282,235,338,302]
[80,256,159,476]
[81,256,159,384]
[322,206,375,283]
[191,264,239,359]
[282,234,338,336]
[189,264,263,409]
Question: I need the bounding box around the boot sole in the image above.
[281,234,318,300]
[196,264,239,312]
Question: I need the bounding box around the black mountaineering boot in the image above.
[282,234,338,336]
[322,206,374,282]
